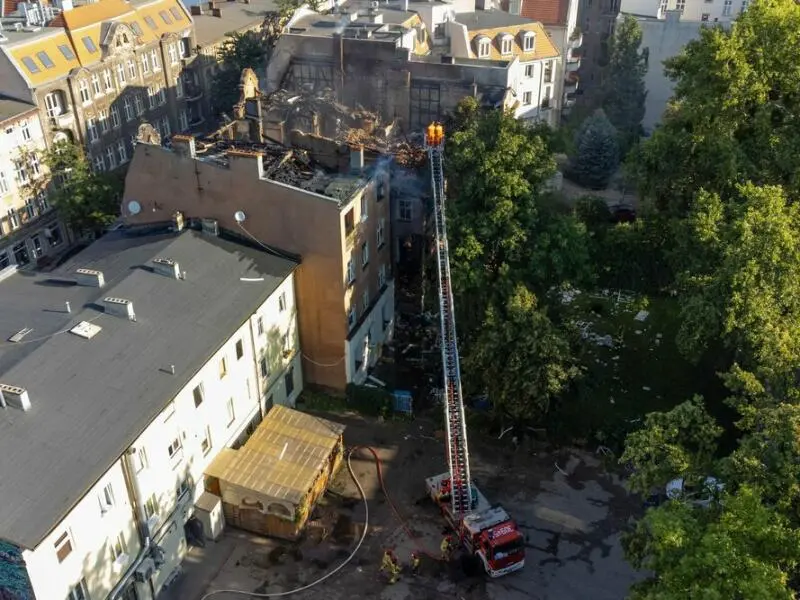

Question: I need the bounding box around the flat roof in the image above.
[288,9,418,39]
[191,0,280,47]
[0,229,298,549]
[206,405,344,505]
[0,95,37,124]
[454,9,541,29]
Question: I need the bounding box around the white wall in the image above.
[346,280,395,384]
[22,461,140,600]
[621,0,742,22]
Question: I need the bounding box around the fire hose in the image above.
[199,446,441,599]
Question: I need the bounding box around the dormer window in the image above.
[522,31,535,52]
[476,36,491,58]
[499,33,513,55]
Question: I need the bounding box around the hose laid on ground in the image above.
[198,446,440,599]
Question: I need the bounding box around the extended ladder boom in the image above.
[426,123,472,518]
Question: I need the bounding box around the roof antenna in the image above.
[170,364,175,375]
[65,301,71,313]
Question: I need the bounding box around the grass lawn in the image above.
[551,288,716,451]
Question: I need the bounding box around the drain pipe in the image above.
[109,448,152,600]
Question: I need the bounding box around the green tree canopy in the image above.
[602,14,647,153]
[631,0,800,215]
[463,285,579,422]
[568,110,619,190]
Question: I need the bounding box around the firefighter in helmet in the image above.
[440,535,454,560]
[410,551,421,575]
[381,549,401,584]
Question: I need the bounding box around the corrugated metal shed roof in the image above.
[206,406,344,505]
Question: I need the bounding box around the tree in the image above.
[624,486,800,600]
[620,396,722,495]
[601,14,647,154]
[44,141,121,236]
[630,0,800,215]
[568,110,619,190]
[674,183,800,388]
[463,285,579,422]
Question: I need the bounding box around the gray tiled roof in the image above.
[0,228,297,549]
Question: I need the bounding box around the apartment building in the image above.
[122,133,394,391]
[0,97,66,270]
[0,228,301,600]
[576,0,619,98]
[447,11,561,124]
[619,0,738,131]
[0,0,203,170]
[266,1,518,130]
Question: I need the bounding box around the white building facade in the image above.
[0,102,65,271]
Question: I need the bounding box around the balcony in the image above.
[564,71,579,94]
[48,110,74,130]
[566,50,581,73]
[569,31,583,50]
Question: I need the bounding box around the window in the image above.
[134,94,144,116]
[398,199,412,221]
[179,109,189,131]
[176,479,191,500]
[98,109,109,132]
[54,531,73,563]
[361,241,369,267]
[285,367,295,396]
[58,44,75,60]
[500,35,513,55]
[360,194,368,221]
[116,63,126,86]
[740,0,748,12]
[7,208,18,229]
[378,263,387,288]
[92,153,105,172]
[117,139,128,163]
[377,218,385,247]
[78,80,90,104]
[176,75,184,98]
[200,426,212,455]
[523,32,535,51]
[167,436,182,459]
[82,36,97,53]
[541,86,551,109]
[19,120,30,142]
[192,383,204,407]
[37,51,54,69]
[524,64,534,78]
[221,357,230,378]
[257,316,264,335]
[226,398,235,426]
[106,146,117,169]
[110,532,126,560]
[701,12,710,20]
[144,15,158,30]
[44,92,63,117]
[21,56,39,73]
[159,9,173,24]
[523,91,532,105]
[722,0,732,14]
[12,241,28,265]
[127,58,136,79]
[233,339,244,361]
[147,86,157,109]
[103,69,113,91]
[24,200,35,220]
[347,306,356,328]
[361,290,369,312]
[110,106,120,129]
[376,179,386,201]
[66,579,88,600]
[260,356,269,378]
[676,0,685,12]
[170,6,183,20]
[28,153,40,176]
[0,171,8,195]
[344,208,355,236]
[123,97,134,121]
[14,160,28,185]
[86,118,98,142]
[477,38,490,58]
[278,292,287,312]
[98,482,115,511]
[346,258,355,285]
[151,49,160,70]
[141,52,150,74]
[47,225,62,247]
[168,43,179,64]
[144,493,158,518]
[160,115,170,137]
[544,60,554,83]
[134,447,147,472]
[90,73,101,96]
[130,21,143,36]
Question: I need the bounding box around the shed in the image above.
[204,405,345,540]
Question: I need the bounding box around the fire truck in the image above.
[422,123,526,578]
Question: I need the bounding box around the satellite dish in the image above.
[234,211,246,224]
[127,200,142,215]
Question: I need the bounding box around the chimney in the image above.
[102,297,136,321]
[0,384,31,411]
[75,268,105,287]
[212,7,222,16]
[171,135,196,159]
[403,0,408,10]
[60,0,74,11]
[664,9,681,23]
[350,146,365,173]
[508,0,521,15]
[227,149,264,178]
[190,4,203,15]
[441,55,455,64]
[152,258,181,279]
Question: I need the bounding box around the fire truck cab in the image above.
[426,472,526,578]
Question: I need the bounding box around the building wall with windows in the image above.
[0,0,203,174]
[621,0,745,22]
[0,102,65,270]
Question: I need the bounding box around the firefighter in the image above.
[435,123,444,145]
[427,123,436,146]
[410,551,421,575]
[440,535,453,560]
[381,549,401,584]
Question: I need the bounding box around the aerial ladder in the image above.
[423,123,526,578]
